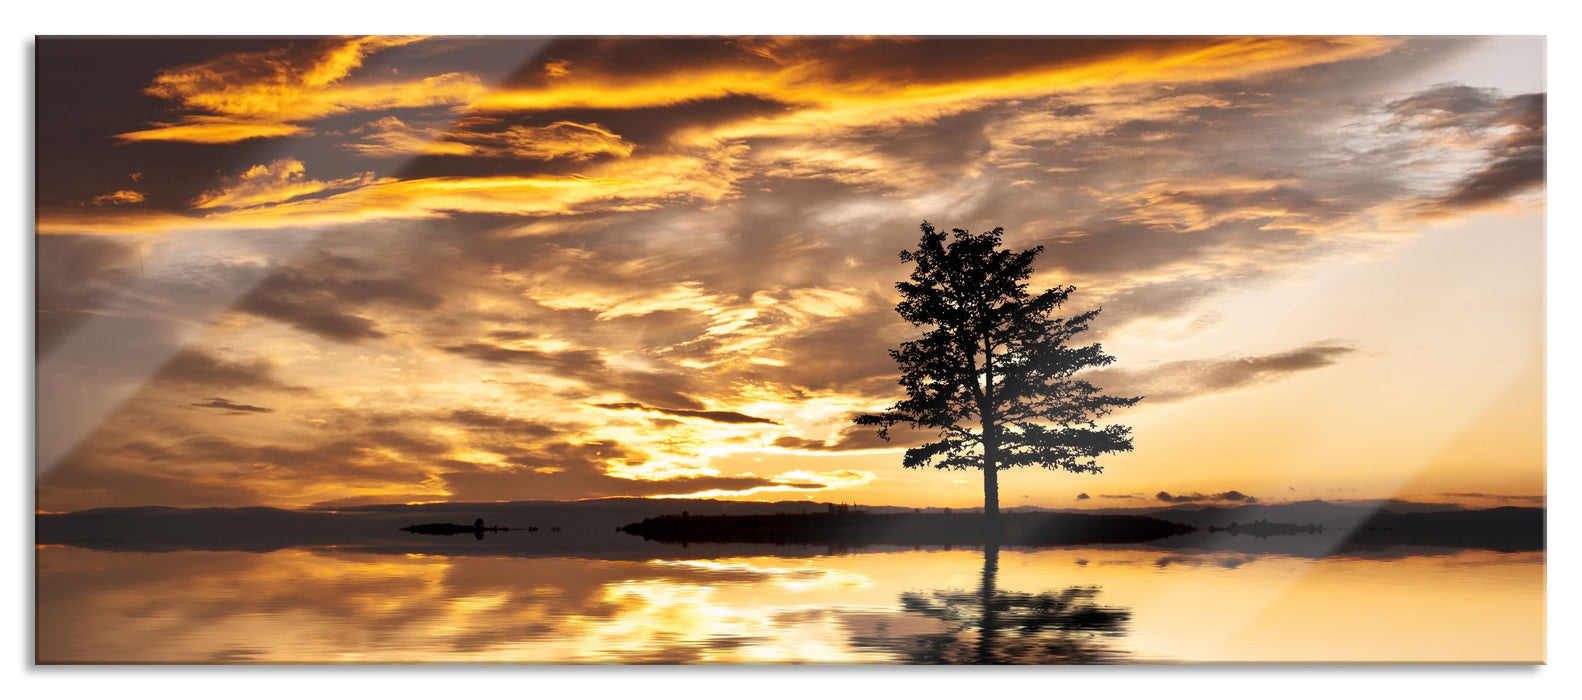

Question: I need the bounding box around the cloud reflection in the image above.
[36,542,1545,664]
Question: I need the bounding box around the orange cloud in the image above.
[39,151,741,235]
[344,116,479,157]
[88,190,145,206]
[111,36,1403,152]
[347,116,634,160]
[476,37,1402,141]
[116,36,485,144]
[35,210,204,235]
[189,158,380,210]
[115,116,310,144]
[491,122,635,160]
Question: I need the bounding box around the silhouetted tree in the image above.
[857,222,1140,525]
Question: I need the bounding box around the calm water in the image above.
[35,544,1543,664]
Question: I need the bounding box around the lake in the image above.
[35,543,1543,664]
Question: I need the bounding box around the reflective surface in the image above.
[35,544,1543,664]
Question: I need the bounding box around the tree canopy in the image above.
[856,222,1141,518]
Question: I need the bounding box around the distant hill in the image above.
[1343,506,1544,551]
[1137,502,1543,554]
[1142,500,1383,529]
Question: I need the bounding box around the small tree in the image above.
[856,222,1141,522]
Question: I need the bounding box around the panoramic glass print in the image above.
[35,36,1545,664]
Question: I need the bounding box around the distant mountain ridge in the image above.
[1138,501,1543,553]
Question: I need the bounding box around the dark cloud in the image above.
[244,301,383,341]
[154,349,296,391]
[443,409,563,437]
[442,341,707,410]
[590,402,779,426]
[1387,84,1519,132]
[772,436,830,451]
[1086,344,1358,404]
[236,254,443,343]
[189,397,274,414]
[1388,85,1546,217]
[1431,150,1544,211]
[1155,490,1259,504]
[442,341,603,372]
[1076,493,1090,500]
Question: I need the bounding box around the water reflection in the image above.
[855,545,1132,664]
[35,547,907,664]
[34,544,1544,664]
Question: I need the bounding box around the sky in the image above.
[33,35,1546,513]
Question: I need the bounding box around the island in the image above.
[618,507,1194,547]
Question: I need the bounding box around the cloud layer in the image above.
[34,36,1545,511]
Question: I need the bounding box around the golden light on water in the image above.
[36,546,1543,664]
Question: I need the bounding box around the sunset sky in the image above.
[34,35,1546,513]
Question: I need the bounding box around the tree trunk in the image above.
[982,439,1001,543]
[982,460,999,518]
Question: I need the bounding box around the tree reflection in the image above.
[863,545,1133,664]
